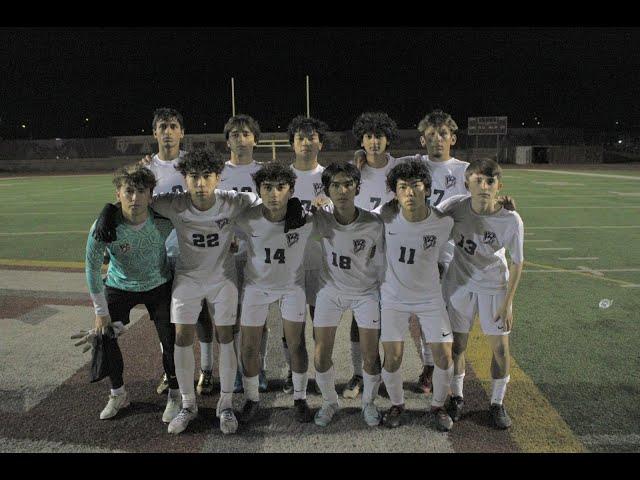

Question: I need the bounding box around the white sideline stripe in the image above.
[536,247,573,251]
[558,257,599,260]
[521,206,640,209]
[528,225,640,230]
[0,230,87,236]
[609,191,640,196]
[620,284,640,288]
[520,169,640,180]
[576,266,604,277]
[523,268,640,273]
[578,434,640,446]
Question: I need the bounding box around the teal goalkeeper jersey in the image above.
[85,208,174,295]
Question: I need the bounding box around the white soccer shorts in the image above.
[314,285,380,329]
[171,274,238,326]
[380,297,453,343]
[240,285,307,326]
[445,286,510,336]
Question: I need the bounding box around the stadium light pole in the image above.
[306,75,310,118]
[231,77,236,117]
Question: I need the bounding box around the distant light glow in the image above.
[21,124,26,129]
[85,118,89,122]
[618,140,623,144]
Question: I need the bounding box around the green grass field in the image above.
[1,167,639,451]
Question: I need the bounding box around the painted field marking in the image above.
[0,230,87,236]
[578,434,640,447]
[520,206,640,209]
[0,212,96,216]
[520,169,640,180]
[523,268,640,273]
[465,322,585,452]
[527,225,640,230]
[524,260,638,287]
[0,184,16,187]
[620,284,640,288]
[532,181,584,186]
[576,266,604,277]
[535,247,573,251]
[525,240,552,243]
[0,258,87,269]
[558,257,599,260]
[524,232,535,236]
[609,191,640,197]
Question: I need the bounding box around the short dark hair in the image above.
[113,164,157,192]
[352,112,399,147]
[152,107,184,131]
[252,162,297,193]
[223,114,261,143]
[175,148,224,176]
[465,158,503,180]
[386,160,432,193]
[287,115,329,144]
[417,109,458,135]
[321,161,361,197]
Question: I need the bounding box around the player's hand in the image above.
[229,236,239,254]
[354,149,367,170]
[92,203,119,243]
[494,302,513,333]
[284,197,306,233]
[311,195,330,209]
[139,155,153,166]
[499,195,516,211]
[70,328,98,353]
[94,314,112,335]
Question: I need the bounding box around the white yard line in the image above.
[0,212,95,216]
[532,181,584,186]
[558,257,599,260]
[609,191,640,196]
[620,284,640,288]
[536,247,573,251]
[528,225,640,230]
[576,266,604,277]
[0,230,87,236]
[520,169,640,180]
[525,240,552,242]
[524,232,535,236]
[523,268,640,273]
[520,206,640,209]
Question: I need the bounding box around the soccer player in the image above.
[377,160,456,431]
[234,162,315,424]
[142,108,216,398]
[437,158,524,429]
[82,165,180,423]
[280,115,331,394]
[343,112,400,400]
[311,161,385,427]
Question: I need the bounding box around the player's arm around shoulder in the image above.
[151,191,189,218]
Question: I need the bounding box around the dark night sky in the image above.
[2,26,639,139]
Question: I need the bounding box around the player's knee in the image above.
[216,326,234,344]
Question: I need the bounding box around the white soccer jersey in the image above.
[354,154,398,211]
[147,151,187,195]
[313,207,384,295]
[217,160,261,193]
[151,190,260,279]
[234,205,314,292]
[378,204,454,308]
[291,164,327,213]
[438,194,524,295]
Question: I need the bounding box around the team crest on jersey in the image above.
[119,243,131,254]
[445,175,457,189]
[313,183,324,196]
[215,218,230,230]
[353,239,366,254]
[286,232,299,247]
[423,235,437,250]
[483,231,497,245]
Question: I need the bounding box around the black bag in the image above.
[89,327,119,383]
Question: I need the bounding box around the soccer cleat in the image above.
[239,400,259,425]
[294,399,314,423]
[99,391,130,420]
[283,370,294,394]
[382,404,405,428]
[219,408,239,434]
[233,369,243,394]
[362,402,382,426]
[196,369,214,395]
[156,373,169,395]
[418,365,434,395]
[343,374,363,399]
[430,407,453,432]
[490,403,512,429]
[446,396,464,422]
[162,390,182,423]
[258,369,268,393]
[314,402,339,427]
[168,406,198,435]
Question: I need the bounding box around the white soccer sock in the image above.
[315,366,339,404]
[282,337,291,369]
[421,339,434,366]
[199,341,213,372]
[243,374,260,402]
[110,385,125,396]
[260,328,269,371]
[361,372,381,405]
[381,368,404,406]
[431,365,454,408]
[174,344,196,408]
[491,375,510,405]
[218,341,237,414]
[292,371,308,400]
[351,342,363,377]
[451,372,466,398]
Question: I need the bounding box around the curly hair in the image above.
[252,161,297,193]
[152,107,184,131]
[386,160,432,193]
[465,157,503,180]
[175,148,225,176]
[352,112,399,147]
[287,115,329,144]
[321,161,361,197]
[223,114,261,143]
[113,164,157,192]
[417,109,458,135]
